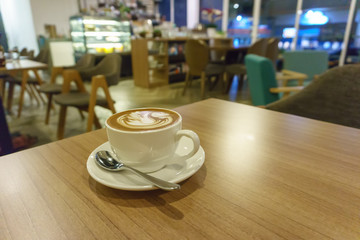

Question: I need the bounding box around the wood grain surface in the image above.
[1,59,47,72]
[1,98,360,239]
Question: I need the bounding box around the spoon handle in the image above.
[122,165,181,191]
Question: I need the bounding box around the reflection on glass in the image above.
[300,10,329,25]
[228,0,254,46]
[70,16,131,56]
[260,0,297,50]
[299,0,350,61]
[349,0,360,63]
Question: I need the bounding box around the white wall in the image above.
[187,0,199,29]
[0,0,38,53]
[29,0,80,38]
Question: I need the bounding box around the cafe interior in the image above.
[0,0,360,238]
[1,0,359,149]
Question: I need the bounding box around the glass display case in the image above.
[70,15,131,57]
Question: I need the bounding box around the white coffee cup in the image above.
[105,108,200,172]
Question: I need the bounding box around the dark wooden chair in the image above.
[182,39,225,98]
[39,54,96,124]
[53,53,121,139]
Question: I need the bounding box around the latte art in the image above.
[118,111,174,130]
[107,108,180,131]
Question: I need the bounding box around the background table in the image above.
[0,59,48,117]
[0,98,360,239]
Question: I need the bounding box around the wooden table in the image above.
[1,98,360,239]
[0,59,48,117]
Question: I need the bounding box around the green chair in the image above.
[245,54,302,106]
[283,50,328,84]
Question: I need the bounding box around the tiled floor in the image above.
[5,76,252,148]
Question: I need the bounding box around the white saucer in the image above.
[86,138,205,191]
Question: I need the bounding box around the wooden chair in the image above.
[39,54,96,124]
[19,48,28,56]
[266,64,360,129]
[4,48,50,110]
[182,39,225,98]
[245,54,303,106]
[265,37,280,69]
[53,53,121,139]
[225,38,268,93]
[33,47,50,63]
[27,50,34,59]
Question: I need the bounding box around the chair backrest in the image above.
[27,50,34,59]
[80,53,122,86]
[266,64,360,129]
[245,54,280,106]
[265,38,279,68]
[34,48,50,64]
[248,38,268,56]
[209,38,232,62]
[20,48,28,56]
[74,54,96,71]
[185,39,209,76]
[283,50,328,82]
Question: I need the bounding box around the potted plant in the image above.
[139,31,147,38]
[153,29,162,38]
[201,8,222,37]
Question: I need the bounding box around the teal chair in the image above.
[283,50,328,84]
[245,54,303,106]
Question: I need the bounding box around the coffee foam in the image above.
[107,109,180,131]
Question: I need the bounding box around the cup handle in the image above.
[175,130,200,160]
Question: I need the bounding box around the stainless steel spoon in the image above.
[95,151,181,191]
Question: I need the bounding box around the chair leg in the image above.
[27,84,40,106]
[6,82,14,113]
[57,106,67,140]
[30,70,45,105]
[78,109,85,120]
[45,93,53,125]
[87,75,115,132]
[17,70,29,118]
[182,72,191,96]
[56,69,88,138]
[238,74,245,92]
[200,72,206,98]
[33,85,46,105]
[209,76,220,91]
[94,114,102,129]
[0,79,4,98]
[87,96,96,132]
[225,74,234,94]
[189,74,193,87]
[62,70,87,93]
[221,72,226,93]
[50,67,63,84]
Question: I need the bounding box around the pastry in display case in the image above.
[70,15,131,57]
